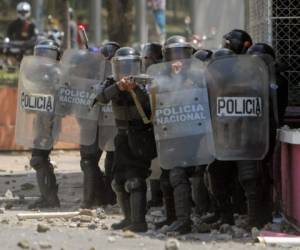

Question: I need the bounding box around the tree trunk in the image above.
[106,0,133,46]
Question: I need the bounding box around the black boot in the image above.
[104,151,116,205]
[162,169,192,235]
[94,167,109,206]
[111,180,131,230]
[147,179,163,209]
[192,170,210,217]
[218,195,234,225]
[29,164,60,209]
[81,164,97,209]
[156,170,176,229]
[123,178,148,232]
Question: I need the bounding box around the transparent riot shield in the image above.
[147,58,215,170]
[56,49,106,145]
[206,55,269,160]
[15,56,60,149]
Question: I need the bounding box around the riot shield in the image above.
[98,102,117,151]
[147,58,215,170]
[56,49,106,145]
[206,55,269,160]
[15,56,60,150]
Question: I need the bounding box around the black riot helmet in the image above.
[141,42,163,70]
[222,29,253,54]
[34,39,60,60]
[112,47,141,81]
[163,35,194,62]
[247,43,275,59]
[212,48,234,59]
[193,49,213,62]
[101,41,120,60]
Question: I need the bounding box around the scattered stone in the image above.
[165,238,180,250]
[251,227,260,241]
[80,215,92,223]
[88,223,97,230]
[232,226,247,239]
[94,218,100,224]
[1,218,9,224]
[20,183,35,191]
[150,210,164,217]
[17,240,30,249]
[101,223,109,230]
[46,219,54,224]
[79,209,95,217]
[5,181,10,185]
[4,189,13,199]
[107,236,116,243]
[96,208,107,219]
[37,224,50,233]
[39,242,52,249]
[71,216,81,222]
[0,207,5,214]
[24,165,30,171]
[69,222,78,228]
[123,230,136,238]
[89,248,96,250]
[4,202,13,210]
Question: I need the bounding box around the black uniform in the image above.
[28,40,60,209]
[95,47,157,232]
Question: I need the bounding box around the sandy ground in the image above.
[0,150,297,250]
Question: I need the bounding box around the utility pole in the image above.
[89,0,102,45]
[135,0,147,44]
[62,0,70,50]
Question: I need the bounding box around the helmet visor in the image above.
[164,46,193,62]
[112,58,141,81]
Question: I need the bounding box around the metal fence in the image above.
[246,0,300,105]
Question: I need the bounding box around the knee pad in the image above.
[169,168,189,188]
[238,160,258,183]
[111,179,125,193]
[30,156,49,171]
[125,178,146,193]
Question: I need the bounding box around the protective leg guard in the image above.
[80,159,98,209]
[29,156,60,209]
[124,178,148,232]
[162,168,192,235]
[155,172,176,229]
[111,179,131,230]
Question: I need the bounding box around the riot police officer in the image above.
[80,41,120,209]
[94,47,157,232]
[141,42,164,209]
[156,36,204,234]
[247,43,288,225]
[7,2,37,41]
[28,40,61,209]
